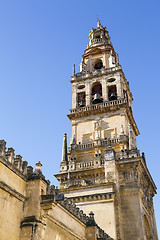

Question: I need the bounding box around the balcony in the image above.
[71,137,121,152]
[91,38,104,44]
[71,65,122,81]
[68,98,127,119]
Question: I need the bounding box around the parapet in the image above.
[0,140,29,177]
[0,139,45,180]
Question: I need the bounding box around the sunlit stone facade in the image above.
[0,20,158,240]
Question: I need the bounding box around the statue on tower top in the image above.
[97,17,102,28]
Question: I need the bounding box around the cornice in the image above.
[71,65,122,83]
[68,98,128,120]
[67,191,115,204]
[0,180,26,202]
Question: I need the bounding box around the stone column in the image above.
[102,78,107,101]
[86,82,91,106]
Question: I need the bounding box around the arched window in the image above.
[91,83,103,104]
[92,83,102,98]
[94,59,103,70]
[77,92,86,107]
[108,85,117,101]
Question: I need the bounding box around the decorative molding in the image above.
[0,180,26,202]
[68,192,115,203]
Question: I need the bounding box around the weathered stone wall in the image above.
[0,188,24,240]
[42,204,86,240]
[63,184,116,239]
[0,158,89,240]
[0,159,26,240]
[119,192,144,240]
[77,200,116,239]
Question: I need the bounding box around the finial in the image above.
[73,64,75,76]
[61,133,68,162]
[89,211,94,218]
[34,161,43,174]
[86,211,96,226]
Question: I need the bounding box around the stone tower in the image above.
[55,20,158,240]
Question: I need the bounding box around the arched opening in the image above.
[95,33,100,39]
[94,59,103,70]
[108,85,117,101]
[77,92,86,107]
[91,83,103,104]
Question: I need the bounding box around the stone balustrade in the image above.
[64,175,106,187]
[91,38,104,44]
[76,141,95,150]
[61,148,140,173]
[71,137,120,152]
[76,158,104,170]
[69,98,127,115]
[71,65,122,80]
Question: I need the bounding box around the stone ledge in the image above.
[68,192,115,203]
[0,180,26,202]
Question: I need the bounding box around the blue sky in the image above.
[0,0,159,235]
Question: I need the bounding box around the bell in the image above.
[109,93,117,101]
[79,100,85,107]
[92,93,103,104]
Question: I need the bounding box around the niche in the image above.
[94,59,103,70]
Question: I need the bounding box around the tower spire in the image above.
[61,133,68,162]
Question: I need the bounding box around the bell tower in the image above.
[55,20,158,240]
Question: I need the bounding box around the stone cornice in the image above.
[83,43,112,57]
[68,98,127,119]
[68,191,115,203]
[59,182,115,193]
[0,180,26,202]
[71,65,122,83]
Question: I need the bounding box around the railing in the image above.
[76,142,94,150]
[76,159,104,170]
[101,138,119,146]
[70,98,127,115]
[61,150,140,173]
[65,175,106,187]
[72,65,122,80]
[71,138,120,152]
[91,38,103,44]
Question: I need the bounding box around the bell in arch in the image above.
[109,93,117,101]
[92,93,103,104]
[79,100,85,107]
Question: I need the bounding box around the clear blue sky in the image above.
[0,0,159,236]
